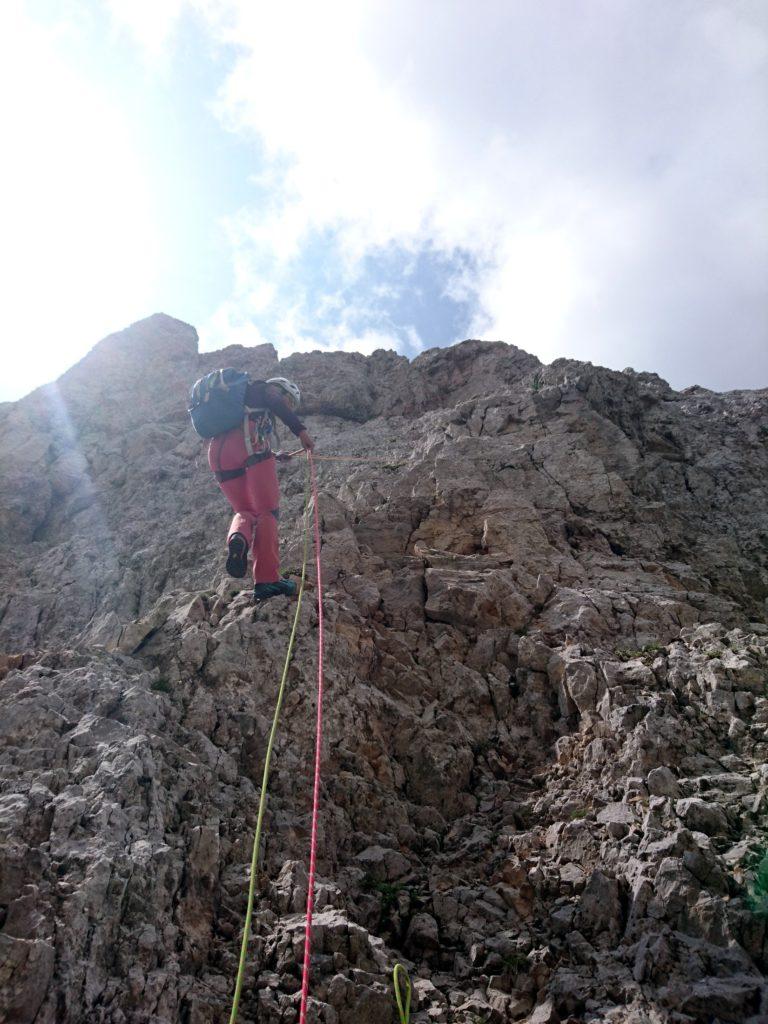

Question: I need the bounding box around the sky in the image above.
[0,0,766,402]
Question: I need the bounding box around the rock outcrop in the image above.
[1,313,767,1023]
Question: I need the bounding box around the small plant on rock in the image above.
[615,642,664,663]
[503,951,529,977]
[151,677,172,693]
[361,876,406,915]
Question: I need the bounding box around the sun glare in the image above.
[0,7,160,398]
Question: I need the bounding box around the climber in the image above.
[206,376,314,602]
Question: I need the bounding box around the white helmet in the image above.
[266,377,301,407]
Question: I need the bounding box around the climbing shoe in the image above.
[252,579,298,603]
[225,533,248,578]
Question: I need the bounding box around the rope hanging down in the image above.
[281,447,404,465]
[226,453,422,1024]
[228,467,312,1024]
[298,450,326,1024]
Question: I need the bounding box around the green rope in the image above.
[393,963,412,1024]
[229,464,312,1023]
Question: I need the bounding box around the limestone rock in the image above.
[0,316,766,1022]
[675,796,731,836]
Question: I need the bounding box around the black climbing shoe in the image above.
[253,579,298,603]
[226,533,248,578]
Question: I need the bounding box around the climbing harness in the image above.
[393,963,413,1024]
[191,367,281,482]
[228,463,312,1024]
[241,407,276,466]
[298,450,326,1024]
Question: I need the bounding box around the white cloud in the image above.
[99,1,768,387]
[104,0,185,60]
[197,276,404,361]
[197,1,767,385]
[200,304,271,352]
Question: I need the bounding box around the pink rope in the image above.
[299,451,325,1024]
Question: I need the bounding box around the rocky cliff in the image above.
[1,312,767,1023]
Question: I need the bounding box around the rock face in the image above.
[0,312,767,1023]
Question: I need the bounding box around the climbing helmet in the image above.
[266,377,301,408]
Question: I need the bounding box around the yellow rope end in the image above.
[393,962,412,1024]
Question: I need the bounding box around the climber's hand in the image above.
[299,430,315,452]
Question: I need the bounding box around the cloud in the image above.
[117,1,768,387]
[104,0,185,60]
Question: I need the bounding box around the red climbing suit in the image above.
[208,376,309,585]
[207,379,307,584]
[209,423,280,583]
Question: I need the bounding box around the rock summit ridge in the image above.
[0,315,767,1023]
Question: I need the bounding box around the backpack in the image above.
[188,368,249,438]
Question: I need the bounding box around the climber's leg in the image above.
[244,456,281,584]
[225,531,249,578]
[252,507,281,584]
[208,430,257,574]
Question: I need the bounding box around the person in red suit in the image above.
[208,376,314,601]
